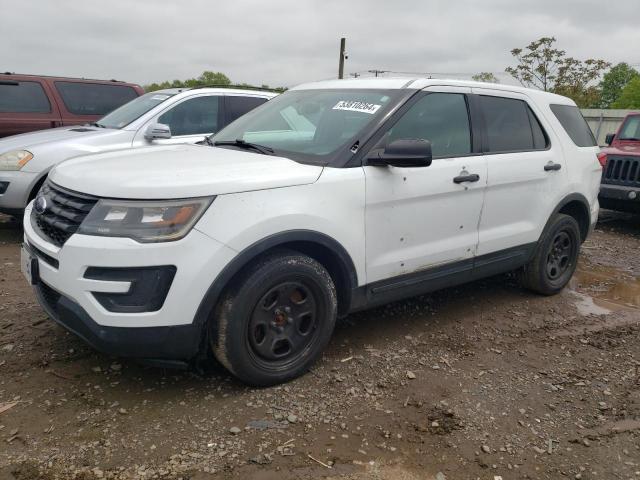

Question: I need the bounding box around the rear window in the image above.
[480,96,548,152]
[54,81,138,116]
[0,81,51,113]
[550,104,596,147]
[225,96,268,124]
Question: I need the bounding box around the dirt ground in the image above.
[1,210,639,480]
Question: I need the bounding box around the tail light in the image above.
[597,152,607,167]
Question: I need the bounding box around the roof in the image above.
[291,77,574,105]
[0,72,137,86]
[150,87,278,98]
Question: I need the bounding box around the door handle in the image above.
[544,162,562,171]
[453,173,480,184]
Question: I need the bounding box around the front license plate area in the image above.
[20,245,39,285]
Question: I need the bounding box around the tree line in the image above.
[474,37,639,109]
[144,71,286,93]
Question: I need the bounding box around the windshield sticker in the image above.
[332,101,381,114]
[151,94,170,101]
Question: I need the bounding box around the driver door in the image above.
[134,94,223,146]
[364,86,487,284]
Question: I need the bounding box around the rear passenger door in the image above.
[223,95,268,128]
[0,80,62,137]
[472,89,568,257]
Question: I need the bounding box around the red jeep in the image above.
[0,73,144,138]
[598,113,640,213]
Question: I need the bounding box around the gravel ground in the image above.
[0,211,639,480]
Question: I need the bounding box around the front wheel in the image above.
[520,213,581,295]
[211,251,337,386]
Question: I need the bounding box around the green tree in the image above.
[505,37,610,107]
[505,37,566,91]
[599,63,640,108]
[612,77,640,109]
[472,72,499,83]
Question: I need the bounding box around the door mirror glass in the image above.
[368,139,433,167]
[144,123,171,140]
[605,133,615,145]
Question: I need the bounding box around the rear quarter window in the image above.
[54,81,138,116]
[550,104,596,147]
[0,81,51,113]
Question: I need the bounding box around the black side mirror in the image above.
[605,133,615,146]
[368,139,433,168]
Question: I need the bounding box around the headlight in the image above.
[77,197,214,243]
[0,150,33,171]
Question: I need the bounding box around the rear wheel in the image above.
[520,213,581,295]
[211,251,337,386]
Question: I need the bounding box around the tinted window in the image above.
[528,108,548,150]
[158,96,220,136]
[550,104,596,147]
[225,96,268,124]
[0,81,50,113]
[481,96,544,152]
[386,93,471,158]
[619,115,640,140]
[55,82,138,116]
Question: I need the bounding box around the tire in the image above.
[520,213,581,295]
[211,250,337,386]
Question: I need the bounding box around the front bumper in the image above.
[34,280,201,362]
[23,203,238,360]
[0,170,41,214]
[598,184,640,213]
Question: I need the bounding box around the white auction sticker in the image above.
[332,101,381,114]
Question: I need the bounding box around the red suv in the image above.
[0,73,144,138]
[598,113,640,213]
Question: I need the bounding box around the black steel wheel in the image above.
[212,250,337,386]
[520,213,581,295]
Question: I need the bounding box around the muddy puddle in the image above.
[570,260,640,314]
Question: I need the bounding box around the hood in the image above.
[0,125,117,152]
[602,141,640,156]
[49,144,324,199]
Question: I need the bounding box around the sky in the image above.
[2,0,640,89]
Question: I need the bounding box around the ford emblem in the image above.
[34,195,48,214]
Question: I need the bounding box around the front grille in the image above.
[602,155,640,186]
[31,181,98,247]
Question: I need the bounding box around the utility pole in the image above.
[338,37,346,79]
[368,69,388,77]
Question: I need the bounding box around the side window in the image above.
[225,96,268,125]
[549,104,596,147]
[0,81,51,113]
[386,93,471,158]
[54,82,138,115]
[158,96,220,136]
[480,96,548,152]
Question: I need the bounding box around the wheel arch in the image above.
[193,230,359,336]
[545,193,591,243]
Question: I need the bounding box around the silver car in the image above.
[0,86,277,215]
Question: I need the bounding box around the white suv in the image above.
[22,78,602,386]
[0,86,277,215]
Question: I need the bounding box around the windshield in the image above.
[211,89,402,163]
[97,92,175,129]
[619,115,640,140]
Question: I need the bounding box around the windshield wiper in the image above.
[90,122,106,128]
[214,139,274,155]
[620,137,640,141]
[202,136,215,146]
